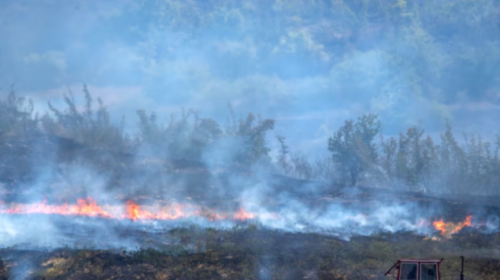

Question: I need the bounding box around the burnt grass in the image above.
[2,173,500,279]
[0,226,499,280]
[2,177,500,280]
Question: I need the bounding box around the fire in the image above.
[233,207,255,221]
[126,201,196,221]
[417,219,426,227]
[0,197,256,222]
[432,215,472,238]
[157,203,190,220]
[0,197,478,238]
[207,213,228,221]
[126,201,155,221]
[0,197,113,218]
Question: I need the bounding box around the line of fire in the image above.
[0,197,476,239]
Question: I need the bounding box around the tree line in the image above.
[323,114,500,195]
[1,87,498,196]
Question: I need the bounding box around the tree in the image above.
[234,113,275,165]
[0,86,37,136]
[46,85,130,153]
[420,135,437,190]
[405,125,425,189]
[380,135,398,181]
[328,114,381,186]
[437,121,466,193]
[395,132,409,184]
[276,135,291,175]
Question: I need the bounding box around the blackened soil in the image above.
[1,228,500,280]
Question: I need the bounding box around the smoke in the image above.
[0,153,499,250]
[485,216,500,233]
[237,180,436,240]
[258,257,273,280]
[0,95,499,251]
[1,0,500,254]
[8,257,34,280]
[2,0,499,157]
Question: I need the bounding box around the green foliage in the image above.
[136,108,202,159]
[289,152,314,179]
[230,113,275,166]
[275,135,334,180]
[276,135,291,174]
[136,106,274,165]
[374,119,500,194]
[0,87,279,187]
[380,135,398,180]
[328,114,381,186]
[44,85,132,153]
[128,0,500,114]
[0,88,42,184]
[324,113,500,195]
[3,87,500,196]
[0,86,37,136]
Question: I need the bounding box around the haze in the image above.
[1,0,498,156]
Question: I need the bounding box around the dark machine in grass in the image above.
[385,256,465,280]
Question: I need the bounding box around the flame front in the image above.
[0,197,112,218]
[126,201,154,221]
[432,215,472,238]
[233,207,255,221]
[0,197,256,222]
[0,197,479,238]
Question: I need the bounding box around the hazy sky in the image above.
[1,0,499,156]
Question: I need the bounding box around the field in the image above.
[2,179,500,280]
[1,226,500,279]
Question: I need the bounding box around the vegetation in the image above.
[1,86,500,195]
[44,85,133,154]
[328,114,381,186]
[1,227,499,280]
[322,114,500,196]
[125,0,500,97]
[1,0,499,192]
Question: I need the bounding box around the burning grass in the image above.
[0,195,487,239]
[1,227,500,280]
[433,215,473,239]
[0,197,257,223]
[1,176,499,279]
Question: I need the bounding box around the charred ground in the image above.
[1,227,500,280]
[2,145,500,279]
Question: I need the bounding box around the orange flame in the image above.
[0,197,256,222]
[207,213,228,221]
[157,203,190,220]
[0,197,476,238]
[432,215,472,238]
[0,197,113,218]
[126,201,155,221]
[417,219,426,227]
[233,207,255,221]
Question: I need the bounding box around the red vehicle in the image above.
[384,256,464,280]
